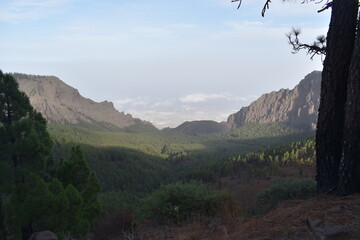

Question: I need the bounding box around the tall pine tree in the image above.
[0,71,100,239]
[0,70,53,239]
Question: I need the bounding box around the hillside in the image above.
[164,120,230,135]
[12,73,156,131]
[228,71,321,130]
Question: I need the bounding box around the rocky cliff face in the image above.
[227,71,321,130]
[13,73,147,129]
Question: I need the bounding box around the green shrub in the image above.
[255,178,316,214]
[140,181,235,224]
[98,191,140,211]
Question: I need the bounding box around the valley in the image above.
[2,71,325,239]
[14,72,320,211]
[2,0,360,239]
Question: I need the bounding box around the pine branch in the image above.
[231,0,242,9]
[318,1,333,13]
[261,0,272,17]
[287,28,326,60]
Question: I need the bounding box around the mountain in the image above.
[164,120,230,135]
[12,71,321,134]
[13,73,156,131]
[228,71,321,130]
[168,71,321,136]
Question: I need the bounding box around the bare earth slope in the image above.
[13,73,149,129]
[228,71,321,130]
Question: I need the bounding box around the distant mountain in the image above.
[164,120,230,135]
[164,71,321,136]
[228,71,321,130]
[13,73,157,131]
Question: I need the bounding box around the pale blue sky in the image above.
[0,0,330,128]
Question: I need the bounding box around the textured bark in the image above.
[0,200,3,237]
[315,0,358,193]
[338,27,360,196]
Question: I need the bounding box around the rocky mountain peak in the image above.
[12,73,140,129]
[227,71,321,130]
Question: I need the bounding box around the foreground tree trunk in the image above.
[338,22,360,196]
[0,202,4,238]
[315,0,358,193]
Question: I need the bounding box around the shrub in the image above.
[255,178,316,214]
[98,191,140,212]
[140,181,235,224]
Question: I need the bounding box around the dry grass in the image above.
[133,194,360,240]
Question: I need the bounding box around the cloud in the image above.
[152,99,175,107]
[133,26,171,38]
[170,23,199,29]
[56,33,133,42]
[227,21,268,28]
[179,93,227,103]
[115,97,177,109]
[178,92,257,104]
[12,0,63,7]
[114,97,150,108]
[111,94,254,128]
[0,0,74,23]
[127,106,238,129]
[110,93,256,129]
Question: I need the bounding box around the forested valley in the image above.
[1,70,325,239]
[49,121,319,240]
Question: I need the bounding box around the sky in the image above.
[0,0,331,129]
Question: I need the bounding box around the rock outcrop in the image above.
[28,231,58,240]
[227,71,321,130]
[13,73,153,130]
[307,217,349,240]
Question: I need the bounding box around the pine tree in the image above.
[0,71,100,239]
[0,71,53,239]
[56,146,101,234]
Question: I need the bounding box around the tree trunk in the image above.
[316,0,358,193]
[0,199,4,238]
[338,21,360,196]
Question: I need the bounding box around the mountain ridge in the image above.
[163,120,230,135]
[13,71,321,134]
[227,71,321,131]
[167,71,321,135]
[13,73,156,131]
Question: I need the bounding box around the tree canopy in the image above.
[0,71,100,240]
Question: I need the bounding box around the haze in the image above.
[0,0,330,128]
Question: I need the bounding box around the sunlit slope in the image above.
[14,73,156,131]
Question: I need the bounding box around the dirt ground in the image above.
[134,194,360,240]
[218,177,271,210]
[217,164,316,211]
[115,165,359,240]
